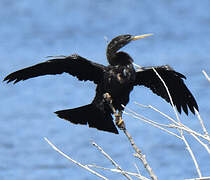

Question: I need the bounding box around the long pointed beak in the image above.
[132,33,153,41]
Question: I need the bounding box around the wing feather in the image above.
[4,54,106,84]
[134,65,198,115]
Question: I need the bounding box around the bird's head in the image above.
[106,34,153,65]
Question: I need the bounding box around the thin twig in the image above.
[190,133,210,154]
[202,70,210,82]
[134,102,180,125]
[122,104,183,139]
[182,135,202,177]
[123,105,174,128]
[152,68,203,178]
[134,102,210,142]
[195,109,209,139]
[104,94,158,179]
[122,129,158,180]
[124,111,182,139]
[124,105,210,154]
[44,137,108,180]
[185,176,210,180]
[87,164,149,180]
[133,163,142,178]
[92,141,133,180]
[152,68,180,122]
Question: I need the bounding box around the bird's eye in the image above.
[125,35,131,40]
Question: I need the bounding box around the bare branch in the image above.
[202,70,210,82]
[195,109,209,139]
[185,177,210,180]
[87,164,149,180]
[152,68,180,122]
[152,68,203,178]
[134,102,210,143]
[124,104,210,155]
[122,129,158,180]
[190,133,210,154]
[123,110,182,139]
[133,163,142,178]
[44,137,108,180]
[182,135,202,177]
[92,141,133,180]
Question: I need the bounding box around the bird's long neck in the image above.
[106,38,128,64]
[106,44,120,64]
[107,51,133,66]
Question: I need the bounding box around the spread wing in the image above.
[134,65,199,115]
[4,54,106,84]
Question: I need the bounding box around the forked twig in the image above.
[195,109,209,139]
[44,137,108,180]
[87,164,149,180]
[92,141,133,180]
[123,107,182,139]
[122,128,158,180]
[44,70,209,179]
[134,102,210,143]
[152,68,202,178]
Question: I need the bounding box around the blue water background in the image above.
[1,0,210,179]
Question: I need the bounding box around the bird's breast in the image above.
[103,65,136,96]
[108,65,135,84]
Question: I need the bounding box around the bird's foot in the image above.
[115,113,125,130]
[103,93,116,114]
[103,93,126,130]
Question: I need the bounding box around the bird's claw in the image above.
[115,114,125,130]
[104,93,126,130]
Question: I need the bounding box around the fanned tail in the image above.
[55,104,118,134]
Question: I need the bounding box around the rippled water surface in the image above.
[1,1,210,179]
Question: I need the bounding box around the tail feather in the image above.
[55,104,118,134]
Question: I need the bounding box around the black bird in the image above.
[4,34,199,134]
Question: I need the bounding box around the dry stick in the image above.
[87,164,149,180]
[135,102,210,142]
[202,70,210,82]
[92,141,133,180]
[123,111,182,139]
[185,177,210,180]
[152,68,202,178]
[44,137,108,180]
[122,128,158,180]
[124,105,210,154]
[152,68,180,122]
[190,133,210,154]
[195,109,209,139]
[134,102,210,142]
[171,124,210,154]
[132,102,210,153]
[103,93,157,179]
[123,105,174,128]
[104,98,158,180]
[182,135,202,178]
[134,102,180,126]
[134,163,142,178]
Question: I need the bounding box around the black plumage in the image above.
[3,34,199,134]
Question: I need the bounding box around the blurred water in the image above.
[1,0,210,179]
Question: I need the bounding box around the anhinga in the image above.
[4,34,199,134]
